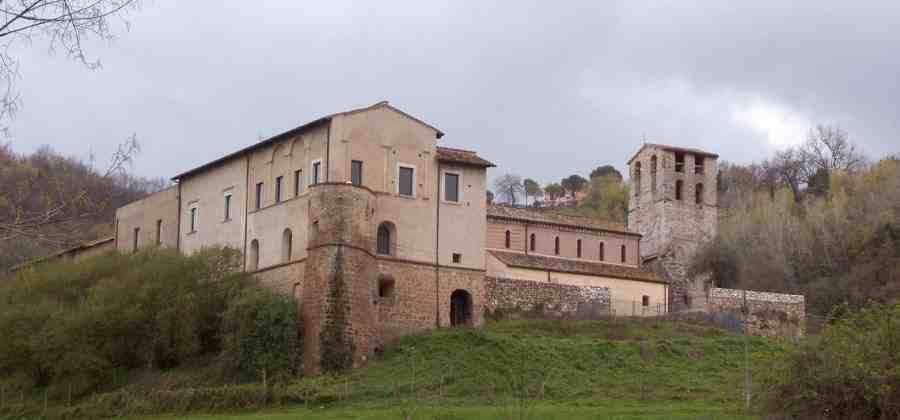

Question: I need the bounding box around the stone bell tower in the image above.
[626,143,718,311]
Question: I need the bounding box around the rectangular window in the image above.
[351,160,363,186]
[275,176,283,203]
[255,182,263,209]
[675,152,685,173]
[312,161,321,185]
[133,227,140,252]
[399,166,414,196]
[695,156,704,174]
[224,193,232,220]
[190,206,198,232]
[452,253,462,263]
[156,219,162,245]
[444,173,459,202]
[642,295,650,307]
[294,169,302,196]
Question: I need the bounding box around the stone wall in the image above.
[485,276,610,319]
[707,287,805,337]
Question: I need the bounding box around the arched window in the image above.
[249,239,260,271]
[282,228,293,263]
[554,237,560,255]
[695,183,704,204]
[599,242,605,261]
[576,239,582,258]
[634,162,642,196]
[675,180,683,201]
[620,244,627,263]
[377,222,394,255]
[650,155,658,193]
[505,230,511,249]
[530,233,536,251]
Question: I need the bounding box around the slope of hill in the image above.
[5,318,787,420]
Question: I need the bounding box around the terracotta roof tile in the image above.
[435,147,495,168]
[486,205,634,235]
[488,250,666,284]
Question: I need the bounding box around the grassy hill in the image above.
[4,317,788,420]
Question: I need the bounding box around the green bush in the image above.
[221,287,302,385]
[763,303,900,419]
[0,247,251,397]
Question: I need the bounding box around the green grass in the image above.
[2,318,789,419]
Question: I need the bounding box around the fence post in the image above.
[743,289,751,411]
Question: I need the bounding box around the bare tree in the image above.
[801,125,867,177]
[0,0,140,132]
[494,174,524,205]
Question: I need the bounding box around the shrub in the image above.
[763,303,900,419]
[221,287,301,385]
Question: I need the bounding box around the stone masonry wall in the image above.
[485,276,610,319]
[707,287,805,337]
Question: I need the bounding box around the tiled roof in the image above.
[488,250,666,284]
[627,143,719,164]
[486,205,635,235]
[436,147,495,168]
[10,236,114,272]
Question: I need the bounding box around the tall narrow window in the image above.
[695,156,704,174]
[504,230,511,249]
[377,222,393,255]
[577,239,582,258]
[621,245,627,263]
[133,227,140,252]
[634,162,642,196]
[599,242,605,261]
[554,237,560,255]
[255,182,263,209]
[249,239,259,271]
[155,220,162,245]
[445,173,459,202]
[695,183,704,204]
[294,169,303,196]
[351,160,363,186]
[275,176,283,203]
[650,155,658,193]
[224,193,232,220]
[675,152,685,173]
[642,295,650,307]
[189,206,198,232]
[398,166,414,197]
[675,180,683,201]
[282,229,293,263]
[530,233,536,251]
[312,161,321,185]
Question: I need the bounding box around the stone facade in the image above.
[627,144,718,311]
[707,288,806,337]
[484,276,610,319]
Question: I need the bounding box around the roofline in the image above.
[172,101,445,181]
[10,236,115,272]
[486,213,641,237]
[487,250,667,284]
[436,146,497,168]
[626,143,720,165]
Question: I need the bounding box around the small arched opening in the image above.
[650,155,658,193]
[675,180,684,201]
[634,162,642,196]
[599,242,605,261]
[249,239,260,271]
[505,230,511,249]
[529,233,536,251]
[695,183,704,205]
[450,289,473,327]
[620,244,627,263]
[377,221,396,255]
[282,228,293,263]
[554,236,560,255]
[378,274,395,300]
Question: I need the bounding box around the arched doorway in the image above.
[450,289,472,327]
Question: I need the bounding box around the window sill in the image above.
[186,230,197,236]
[441,200,463,206]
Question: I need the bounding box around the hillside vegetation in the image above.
[0,249,789,419]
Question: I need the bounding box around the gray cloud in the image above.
[9,1,900,186]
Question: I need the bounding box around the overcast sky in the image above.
[10,1,900,185]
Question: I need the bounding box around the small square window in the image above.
[642,295,650,307]
[452,253,462,263]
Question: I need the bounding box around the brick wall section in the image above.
[707,287,805,337]
[253,260,305,297]
[485,276,610,319]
